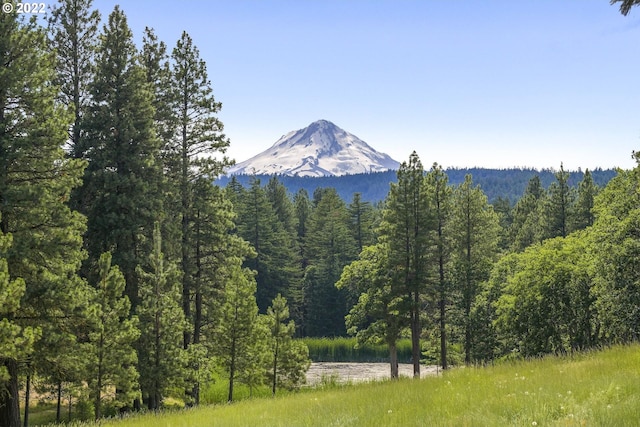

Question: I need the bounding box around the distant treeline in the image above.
[219,167,618,204]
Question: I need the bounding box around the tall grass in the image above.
[43,344,640,427]
[301,337,412,362]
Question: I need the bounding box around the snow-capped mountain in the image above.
[227,120,400,177]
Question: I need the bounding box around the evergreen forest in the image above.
[1,1,640,426]
[220,167,617,204]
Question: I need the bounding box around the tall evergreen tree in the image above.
[136,223,186,410]
[510,175,545,251]
[265,177,303,318]
[294,188,311,269]
[140,27,182,264]
[266,176,297,235]
[348,192,376,253]
[186,179,254,404]
[571,169,597,231]
[380,152,432,377]
[141,26,174,149]
[448,175,501,364]
[425,163,452,369]
[48,0,100,160]
[292,188,311,331]
[84,252,139,420]
[0,225,37,393]
[0,12,86,427]
[544,163,574,239]
[492,196,513,250]
[80,6,162,306]
[163,31,230,350]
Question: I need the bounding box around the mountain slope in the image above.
[227,120,400,177]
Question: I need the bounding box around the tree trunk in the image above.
[272,342,279,396]
[23,370,31,427]
[95,333,103,420]
[228,336,236,402]
[439,240,447,370]
[189,215,202,406]
[465,202,472,365]
[0,359,21,427]
[411,292,421,378]
[56,382,62,423]
[440,289,447,370]
[181,110,191,351]
[388,342,399,379]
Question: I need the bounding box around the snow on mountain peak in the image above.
[228,120,400,177]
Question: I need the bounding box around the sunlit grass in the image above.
[38,344,640,426]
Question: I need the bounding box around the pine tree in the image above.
[510,175,545,251]
[492,196,513,250]
[265,177,303,316]
[84,252,140,420]
[214,265,261,402]
[163,31,230,351]
[265,294,310,395]
[292,188,311,331]
[141,26,174,149]
[48,0,101,160]
[183,179,254,404]
[140,27,181,263]
[0,12,86,427]
[348,192,376,252]
[380,152,432,377]
[266,176,297,234]
[448,175,501,364]
[80,6,162,306]
[0,225,37,390]
[571,169,597,231]
[294,188,311,270]
[544,163,574,239]
[136,223,187,410]
[425,163,452,369]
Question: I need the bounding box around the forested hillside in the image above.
[1,1,639,427]
[220,167,617,203]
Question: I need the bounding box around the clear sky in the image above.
[88,0,640,170]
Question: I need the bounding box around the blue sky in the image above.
[88,0,640,170]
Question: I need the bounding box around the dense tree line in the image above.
[220,167,616,204]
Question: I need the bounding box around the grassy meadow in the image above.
[36,344,640,427]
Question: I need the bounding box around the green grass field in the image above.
[39,344,640,426]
